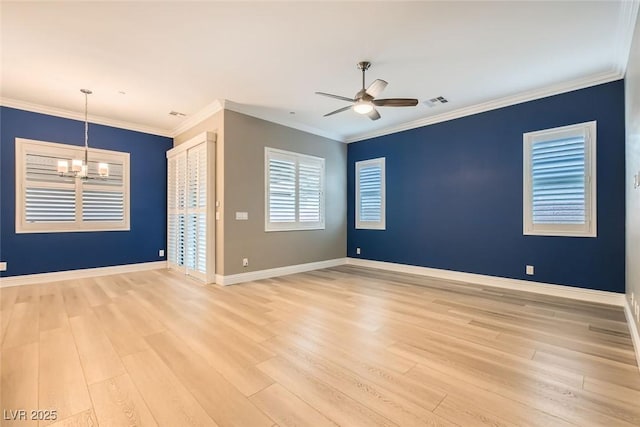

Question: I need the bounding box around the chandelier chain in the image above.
[84,90,89,166]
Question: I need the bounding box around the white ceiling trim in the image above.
[170,99,224,137]
[0,68,627,146]
[0,97,172,138]
[614,0,640,74]
[223,100,344,142]
[345,69,623,144]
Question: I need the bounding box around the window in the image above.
[523,121,596,237]
[15,138,130,233]
[265,147,325,231]
[356,157,385,230]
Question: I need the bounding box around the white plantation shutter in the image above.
[531,136,585,224]
[81,161,126,223]
[186,144,207,276]
[166,132,214,283]
[299,160,322,223]
[25,187,76,222]
[523,121,596,237]
[167,155,186,267]
[356,158,386,229]
[16,138,129,233]
[268,156,296,223]
[24,152,76,223]
[82,191,124,221]
[265,148,325,231]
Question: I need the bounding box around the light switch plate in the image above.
[235,212,248,220]
[216,212,220,220]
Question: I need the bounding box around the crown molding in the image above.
[0,68,627,144]
[345,70,624,143]
[223,100,344,142]
[614,0,640,75]
[0,97,172,137]
[170,99,224,137]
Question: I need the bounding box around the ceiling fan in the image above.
[316,61,419,121]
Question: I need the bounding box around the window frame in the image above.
[264,147,325,232]
[355,157,386,230]
[522,121,596,237]
[15,138,130,233]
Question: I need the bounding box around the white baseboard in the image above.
[345,258,626,306]
[624,298,640,373]
[0,261,167,288]
[216,258,347,286]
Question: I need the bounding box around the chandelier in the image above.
[57,89,109,179]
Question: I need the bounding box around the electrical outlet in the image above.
[159,249,165,257]
[356,247,361,255]
[526,265,534,275]
[242,258,249,267]
[0,262,6,272]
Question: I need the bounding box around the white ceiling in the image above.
[1,1,637,142]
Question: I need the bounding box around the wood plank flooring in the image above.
[1,265,638,426]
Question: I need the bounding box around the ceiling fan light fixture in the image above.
[353,100,373,114]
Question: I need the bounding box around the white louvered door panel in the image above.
[166,132,215,282]
[185,143,207,280]
[167,152,187,269]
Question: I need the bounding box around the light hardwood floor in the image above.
[1,265,639,426]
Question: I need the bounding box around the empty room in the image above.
[2,1,640,426]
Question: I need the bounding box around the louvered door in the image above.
[167,153,186,269]
[166,132,215,282]
[185,143,207,280]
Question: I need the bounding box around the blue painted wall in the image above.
[0,107,173,277]
[348,80,626,293]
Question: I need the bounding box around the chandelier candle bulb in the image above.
[98,162,109,177]
[72,159,83,172]
[57,160,69,174]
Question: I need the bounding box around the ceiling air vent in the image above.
[424,96,449,107]
[169,110,187,117]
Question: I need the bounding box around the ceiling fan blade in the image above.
[365,79,388,98]
[373,98,419,107]
[315,92,354,102]
[324,105,353,117]
[367,108,381,121]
